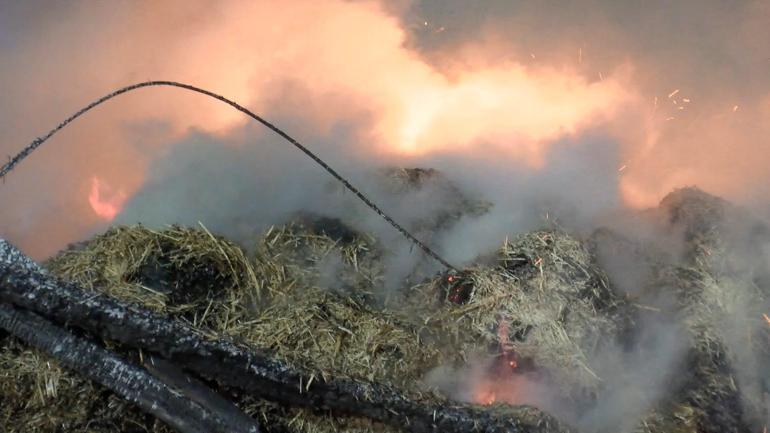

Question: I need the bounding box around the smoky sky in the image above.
[1,0,769,260]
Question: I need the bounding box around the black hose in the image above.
[0,81,456,271]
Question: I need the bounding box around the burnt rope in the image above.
[0,81,457,271]
[0,303,261,433]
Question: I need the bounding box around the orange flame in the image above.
[475,387,498,406]
[8,0,770,259]
[88,177,127,221]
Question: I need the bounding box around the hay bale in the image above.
[646,188,770,433]
[235,220,442,433]
[596,188,770,433]
[252,220,383,303]
[233,287,440,387]
[409,229,627,402]
[45,224,258,326]
[17,187,766,433]
[2,222,445,433]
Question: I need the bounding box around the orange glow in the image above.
[5,0,770,259]
[475,388,498,406]
[469,373,525,406]
[379,65,629,163]
[88,177,127,221]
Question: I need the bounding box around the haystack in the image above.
[645,188,770,433]
[4,183,768,433]
[408,229,628,404]
[593,188,770,433]
[1,221,447,433]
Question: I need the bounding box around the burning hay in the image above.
[409,230,628,406]
[633,188,770,433]
[2,186,770,433]
[589,187,770,433]
[36,222,434,433]
[3,218,571,433]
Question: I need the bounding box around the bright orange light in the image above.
[380,65,630,164]
[474,387,498,406]
[11,0,770,260]
[88,177,127,221]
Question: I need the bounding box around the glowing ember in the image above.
[88,177,127,221]
[475,388,497,406]
[445,271,474,304]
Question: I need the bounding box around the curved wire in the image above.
[0,81,457,271]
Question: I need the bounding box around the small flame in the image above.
[88,177,127,221]
[474,387,498,406]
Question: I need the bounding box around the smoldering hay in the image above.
[2,0,770,432]
[2,176,770,433]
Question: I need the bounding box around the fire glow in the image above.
[4,0,770,261]
[88,177,127,221]
[466,318,526,406]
